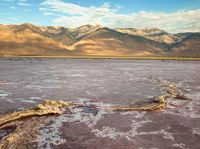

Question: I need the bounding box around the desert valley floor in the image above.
[0,58,200,149]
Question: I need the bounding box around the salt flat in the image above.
[0,59,200,149]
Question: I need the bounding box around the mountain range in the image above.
[0,23,199,57]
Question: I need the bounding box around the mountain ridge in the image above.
[0,23,199,57]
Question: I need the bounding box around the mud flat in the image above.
[0,58,200,149]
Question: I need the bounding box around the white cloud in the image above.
[9,6,16,9]
[18,0,32,7]
[18,2,32,6]
[40,0,200,33]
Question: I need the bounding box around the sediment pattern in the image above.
[0,78,192,149]
[0,100,72,149]
[101,79,191,111]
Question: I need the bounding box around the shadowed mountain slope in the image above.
[68,28,167,56]
[116,27,183,45]
[169,33,200,57]
[69,24,102,39]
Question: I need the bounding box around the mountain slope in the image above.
[4,23,76,46]
[0,23,199,57]
[169,33,200,57]
[39,26,76,46]
[116,27,182,45]
[0,24,70,56]
[69,25,102,39]
[68,27,167,56]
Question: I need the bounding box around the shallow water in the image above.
[0,58,200,149]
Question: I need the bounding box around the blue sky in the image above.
[0,0,200,33]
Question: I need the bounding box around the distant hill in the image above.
[169,33,200,57]
[176,32,195,39]
[0,23,199,57]
[116,27,182,45]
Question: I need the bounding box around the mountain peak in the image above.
[75,24,102,30]
[20,23,35,27]
[69,24,103,39]
[142,27,160,31]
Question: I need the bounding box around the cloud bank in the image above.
[39,0,200,33]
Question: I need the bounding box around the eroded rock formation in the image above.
[0,100,72,126]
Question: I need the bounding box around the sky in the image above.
[0,0,200,33]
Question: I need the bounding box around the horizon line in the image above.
[1,22,199,34]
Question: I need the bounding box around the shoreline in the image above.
[1,56,200,61]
